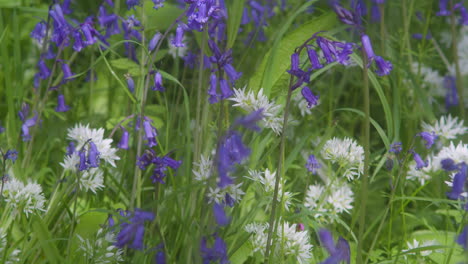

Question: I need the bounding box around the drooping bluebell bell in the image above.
[143,119,158,147]
[213,202,229,226]
[126,0,141,10]
[78,149,88,171]
[370,4,380,22]
[436,0,451,16]
[200,234,229,264]
[30,21,47,45]
[455,3,468,25]
[61,0,73,15]
[98,5,120,37]
[457,225,468,250]
[417,131,438,149]
[66,142,75,156]
[318,229,351,264]
[301,86,319,108]
[152,0,165,9]
[208,73,219,104]
[223,63,242,82]
[234,109,263,131]
[55,94,71,112]
[217,131,251,188]
[115,209,155,250]
[125,74,135,93]
[171,24,186,47]
[152,71,165,91]
[0,124,5,134]
[49,4,72,46]
[441,158,458,171]
[306,154,321,174]
[332,3,360,26]
[389,142,403,154]
[219,79,233,99]
[136,149,181,184]
[184,0,223,31]
[4,150,18,163]
[122,16,143,61]
[410,150,428,170]
[447,163,467,200]
[443,75,459,109]
[117,126,130,150]
[154,243,166,264]
[307,48,323,70]
[61,62,74,80]
[21,113,39,142]
[87,141,100,168]
[360,34,392,76]
[149,32,162,52]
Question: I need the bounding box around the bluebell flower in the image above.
[4,150,18,163]
[374,56,393,76]
[457,225,468,250]
[417,131,438,149]
[152,71,165,91]
[389,142,403,154]
[318,229,351,264]
[61,0,73,15]
[154,243,166,263]
[37,59,51,80]
[171,24,186,47]
[370,5,380,22]
[149,32,162,51]
[332,3,359,26]
[306,154,321,174]
[200,234,229,264]
[208,73,219,104]
[21,113,39,141]
[219,79,233,99]
[143,119,158,147]
[55,94,71,112]
[234,109,263,131]
[217,131,250,188]
[66,142,75,156]
[301,86,319,108]
[410,150,428,170]
[118,126,130,150]
[152,0,165,9]
[125,74,135,93]
[49,4,72,46]
[436,0,451,16]
[30,21,47,44]
[223,64,242,81]
[443,76,458,109]
[307,48,323,70]
[115,209,155,250]
[98,5,120,37]
[87,141,100,168]
[137,149,181,184]
[213,202,229,226]
[441,158,458,171]
[447,163,467,200]
[0,124,5,134]
[78,149,88,171]
[61,62,74,80]
[126,0,141,10]
[455,3,468,25]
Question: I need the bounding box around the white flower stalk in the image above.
[77,228,124,264]
[193,154,213,181]
[230,87,283,135]
[245,221,313,264]
[327,184,354,214]
[407,156,435,185]
[246,169,293,210]
[422,115,467,141]
[65,123,120,168]
[2,177,45,217]
[168,34,188,59]
[207,182,245,206]
[321,137,364,181]
[433,141,468,170]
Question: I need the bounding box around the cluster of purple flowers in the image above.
[66,140,101,172]
[111,209,155,250]
[137,149,181,184]
[436,0,468,25]
[18,103,39,141]
[200,234,229,264]
[318,229,351,264]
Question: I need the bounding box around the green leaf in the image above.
[31,215,62,263]
[226,0,245,49]
[110,58,140,71]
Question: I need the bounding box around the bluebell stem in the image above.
[417,131,438,149]
[200,234,229,264]
[4,150,18,163]
[457,226,468,250]
[152,72,165,91]
[318,229,351,264]
[125,74,135,93]
[55,94,71,112]
[410,150,428,170]
[118,126,130,150]
[447,163,467,200]
[115,209,155,250]
[87,141,100,168]
[301,86,319,108]
[149,32,162,51]
[306,154,321,174]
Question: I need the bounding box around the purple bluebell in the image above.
[0,124,5,134]
[30,21,47,45]
[417,131,438,148]
[306,154,321,174]
[61,62,74,80]
[389,142,403,154]
[241,7,250,24]
[154,244,166,264]
[219,79,233,99]
[18,103,30,122]
[125,74,135,93]
[115,209,154,250]
[332,3,359,26]
[200,234,229,264]
[441,158,458,171]
[136,149,181,184]
[87,141,100,168]
[118,126,130,150]
[143,119,158,147]
[61,0,73,14]
[217,131,251,188]
[4,150,18,163]
[374,56,393,76]
[411,33,432,40]
[185,0,223,31]
[444,75,458,108]
[55,94,71,112]
[234,109,263,131]
[447,163,467,200]
[208,73,219,104]
[307,48,323,70]
[183,52,198,69]
[149,32,162,51]
[318,229,351,264]
[126,0,141,10]
[49,4,72,46]
[301,86,319,108]
[457,225,468,250]
[38,59,51,80]
[410,150,428,170]
[21,113,39,142]
[436,0,451,16]
[78,149,88,171]
[152,72,165,91]
[152,0,165,9]
[455,3,468,25]
[98,5,120,37]
[373,0,385,3]
[223,64,242,81]
[371,5,380,22]
[66,142,75,156]
[171,24,186,47]
[361,34,375,62]
[213,202,229,226]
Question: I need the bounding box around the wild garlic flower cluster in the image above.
[230,87,283,135]
[247,169,293,210]
[2,177,45,217]
[422,115,467,141]
[77,228,124,264]
[321,137,364,181]
[244,221,313,264]
[192,154,213,181]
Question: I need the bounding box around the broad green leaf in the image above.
[110,58,140,71]
[226,0,245,49]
